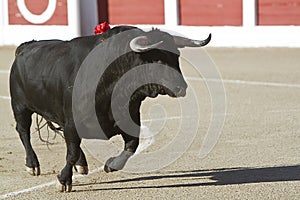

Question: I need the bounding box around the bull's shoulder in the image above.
[109,26,139,34]
[67,26,136,47]
[68,26,140,48]
[101,26,140,40]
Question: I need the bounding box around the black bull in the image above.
[9,26,211,192]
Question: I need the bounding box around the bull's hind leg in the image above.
[74,148,88,175]
[13,106,40,176]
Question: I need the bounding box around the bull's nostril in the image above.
[175,86,181,92]
[174,86,186,97]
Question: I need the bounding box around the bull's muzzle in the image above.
[175,86,187,97]
[173,85,187,97]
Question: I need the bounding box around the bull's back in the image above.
[10,40,87,125]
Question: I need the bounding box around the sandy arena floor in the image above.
[0,46,300,199]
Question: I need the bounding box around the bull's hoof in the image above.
[104,157,118,173]
[104,152,132,173]
[26,166,41,176]
[56,178,72,193]
[74,165,88,175]
[104,164,115,173]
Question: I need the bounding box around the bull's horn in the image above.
[130,36,163,53]
[173,33,211,48]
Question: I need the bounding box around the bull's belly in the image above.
[27,99,65,127]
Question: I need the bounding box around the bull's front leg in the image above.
[104,104,141,172]
[104,132,139,173]
[56,122,81,192]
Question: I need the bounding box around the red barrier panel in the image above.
[108,0,164,24]
[180,0,242,26]
[258,0,300,25]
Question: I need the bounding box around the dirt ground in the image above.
[0,46,300,199]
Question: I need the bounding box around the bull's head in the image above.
[128,29,211,99]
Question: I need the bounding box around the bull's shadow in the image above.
[74,165,300,191]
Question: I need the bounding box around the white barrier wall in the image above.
[145,0,300,47]
[1,0,300,47]
[136,25,300,47]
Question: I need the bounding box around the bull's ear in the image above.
[173,33,211,48]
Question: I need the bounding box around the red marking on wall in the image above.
[24,0,49,15]
[108,0,164,24]
[258,0,300,25]
[179,0,242,26]
[8,0,68,25]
